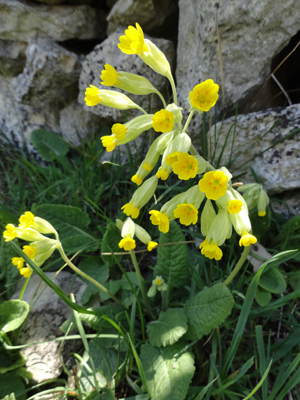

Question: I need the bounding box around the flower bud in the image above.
[29,239,59,267]
[115,219,124,231]
[121,217,136,239]
[166,103,183,125]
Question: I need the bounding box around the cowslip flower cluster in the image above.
[117,218,158,252]
[3,212,60,278]
[85,22,258,261]
[237,183,270,217]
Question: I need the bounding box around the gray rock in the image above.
[0,39,26,76]
[176,0,300,134]
[107,0,176,35]
[0,76,59,145]
[12,272,87,383]
[207,104,300,194]
[78,28,175,122]
[271,189,300,218]
[0,0,106,42]
[34,0,94,4]
[60,100,105,146]
[12,38,81,111]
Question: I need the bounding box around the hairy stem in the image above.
[224,245,251,286]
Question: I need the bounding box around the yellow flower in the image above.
[200,239,223,260]
[258,210,266,217]
[23,245,37,260]
[165,151,180,166]
[174,204,198,225]
[121,202,140,219]
[149,210,169,233]
[85,85,101,106]
[152,110,175,133]
[156,167,169,180]
[131,174,143,186]
[143,162,154,172]
[3,224,17,242]
[239,233,257,247]
[119,237,136,251]
[100,64,119,86]
[199,170,228,200]
[12,257,25,270]
[118,23,148,55]
[172,153,199,180]
[227,200,243,215]
[155,277,162,285]
[19,211,35,228]
[19,267,31,278]
[147,241,158,252]
[189,79,219,112]
[112,123,127,140]
[101,136,116,152]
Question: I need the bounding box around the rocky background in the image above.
[1,0,300,213]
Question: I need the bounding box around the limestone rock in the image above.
[271,189,300,218]
[12,38,81,111]
[0,0,106,42]
[0,39,26,76]
[12,272,87,383]
[34,0,94,4]
[107,0,176,35]
[78,28,175,122]
[0,76,59,145]
[176,0,300,134]
[60,100,105,146]
[208,104,300,194]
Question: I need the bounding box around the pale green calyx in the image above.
[121,217,136,239]
[207,208,231,246]
[140,39,171,78]
[166,103,183,124]
[201,200,216,237]
[118,114,154,145]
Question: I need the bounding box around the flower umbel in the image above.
[174,204,198,225]
[152,109,174,133]
[118,23,148,55]
[149,210,170,233]
[239,233,257,247]
[189,79,219,112]
[227,200,243,214]
[172,153,199,180]
[200,239,223,260]
[100,64,119,86]
[199,170,228,200]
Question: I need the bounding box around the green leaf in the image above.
[184,283,234,340]
[31,129,69,161]
[0,344,26,373]
[0,371,26,400]
[79,305,123,330]
[147,308,188,347]
[140,342,195,400]
[255,286,271,307]
[259,266,287,294]
[120,272,140,290]
[154,222,188,288]
[34,204,96,243]
[99,280,122,302]
[101,223,123,267]
[78,257,109,305]
[0,300,29,333]
[0,239,20,298]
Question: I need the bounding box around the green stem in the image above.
[183,110,195,133]
[18,274,31,300]
[130,250,155,319]
[224,245,251,286]
[138,106,148,115]
[161,290,167,312]
[155,90,167,109]
[168,73,178,106]
[57,245,124,307]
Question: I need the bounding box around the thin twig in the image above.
[271,74,292,106]
[100,240,197,255]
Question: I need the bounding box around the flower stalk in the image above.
[224,245,251,286]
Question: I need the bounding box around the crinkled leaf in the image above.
[101,223,123,267]
[79,305,123,330]
[184,283,234,340]
[78,257,109,305]
[99,280,122,302]
[259,266,287,294]
[0,300,29,333]
[154,222,188,288]
[0,345,26,373]
[0,371,26,400]
[35,204,95,242]
[255,286,271,307]
[31,129,69,161]
[147,308,188,347]
[140,342,195,400]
